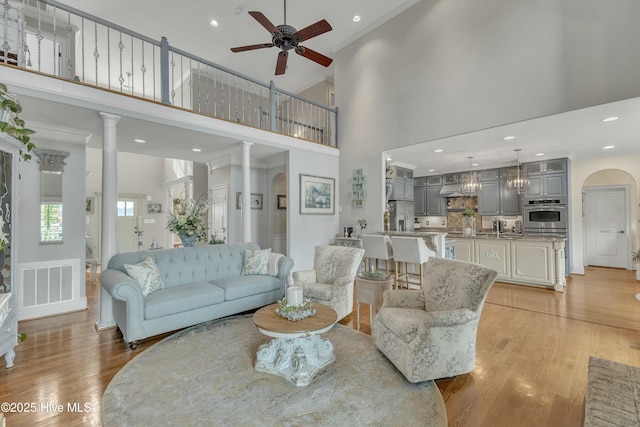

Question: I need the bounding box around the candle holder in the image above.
[275,298,316,321]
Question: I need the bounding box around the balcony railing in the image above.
[0,0,338,147]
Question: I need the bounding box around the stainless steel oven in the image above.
[523,202,567,232]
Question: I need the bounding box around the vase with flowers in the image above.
[462,208,476,237]
[167,197,210,247]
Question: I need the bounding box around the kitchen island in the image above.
[378,230,566,292]
[448,233,566,292]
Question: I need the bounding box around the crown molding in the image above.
[29,122,93,145]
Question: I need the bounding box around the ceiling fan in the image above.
[230,0,333,75]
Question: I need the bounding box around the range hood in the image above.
[440,184,464,197]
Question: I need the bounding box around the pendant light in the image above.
[507,148,529,194]
[461,156,479,196]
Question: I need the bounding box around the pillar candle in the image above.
[136,216,143,230]
[286,286,303,306]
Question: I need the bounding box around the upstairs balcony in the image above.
[0,0,338,147]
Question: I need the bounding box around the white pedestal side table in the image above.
[355,275,394,330]
[253,303,337,386]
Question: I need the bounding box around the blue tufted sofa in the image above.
[100,242,293,349]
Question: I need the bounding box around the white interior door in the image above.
[585,187,629,268]
[210,184,228,243]
[117,198,138,252]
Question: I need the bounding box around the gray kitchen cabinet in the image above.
[389,167,414,201]
[525,174,567,198]
[523,158,567,176]
[478,168,521,215]
[426,186,447,215]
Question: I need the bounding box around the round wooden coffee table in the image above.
[253,303,337,386]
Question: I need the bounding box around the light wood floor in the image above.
[1,266,640,426]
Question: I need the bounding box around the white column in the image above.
[96,112,121,331]
[241,141,253,242]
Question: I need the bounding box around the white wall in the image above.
[335,0,640,233]
[287,149,340,271]
[19,139,87,305]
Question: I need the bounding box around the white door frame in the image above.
[582,185,631,270]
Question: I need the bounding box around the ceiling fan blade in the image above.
[295,46,333,67]
[230,43,274,53]
[248,11,283,38]
[293,19,332,43]
[275,51,288,75]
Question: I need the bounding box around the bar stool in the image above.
[390,236,434,290]
[362,235,394,275]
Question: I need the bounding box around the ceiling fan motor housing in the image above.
[274,24,299,50]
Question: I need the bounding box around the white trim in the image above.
[17,258,86,320]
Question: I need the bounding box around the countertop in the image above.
[381,229,566,242]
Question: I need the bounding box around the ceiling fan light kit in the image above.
[230,0,333,75]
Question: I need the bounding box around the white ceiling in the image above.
[386,96,640,176]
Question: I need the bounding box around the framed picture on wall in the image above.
[236,192,263,210]
[147,202,162,213]
[277,195,287,209]
[300,174,335,215]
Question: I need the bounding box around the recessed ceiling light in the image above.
[472,163,479,167]
[535,152,544,156]
[434,149,443,153]
[602,116,619,122]
[503,136,515,141]
[352,15,361,22]
[192,148,202,152]
[134,138,146,143]
[428,169,435,172]
[603,145,615,150]
[210,19,219,27]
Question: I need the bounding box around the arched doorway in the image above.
[582,169,636,269]
[271,173,287,255]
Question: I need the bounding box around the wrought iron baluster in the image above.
[141,41,146,98]
[234,74,238,122]
[152,44,156,100]
[130,35,134,94]
[52,4,56,75]
[93,21,98,85]
[170,51,175,105]
[118,32,124,91]
[37,1,43,71]
[107,27,111,89]
[66,11,72,78]
[205,64,210,115]
[180,54,184,108]
[81,17,84,81]
[188,58,192,110]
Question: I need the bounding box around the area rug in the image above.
[583,356,640,426]
[103,314,447,426]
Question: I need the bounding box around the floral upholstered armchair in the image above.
[372,257,498,383]
[292,245,365,321]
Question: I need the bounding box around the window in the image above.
[117,200,135,217]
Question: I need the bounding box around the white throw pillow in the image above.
[242,248,271,275]
[124,257,165,297]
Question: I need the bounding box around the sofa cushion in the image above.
[303,282,332,302]
[212,275,280,301]
[242,248,271,275]
[376,308,428,343]
[124,257,165,297]
[144,283,224,320]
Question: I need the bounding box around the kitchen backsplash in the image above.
[415,195,522,232]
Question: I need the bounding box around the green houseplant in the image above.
[0,82,36,161]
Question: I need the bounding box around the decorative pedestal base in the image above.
[255,334,335,386]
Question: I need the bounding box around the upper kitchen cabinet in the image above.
[477,167,521,216]
[522,158,568,199]
[388,166,414,201]
[414,176,446,215]
[522,158,567,176]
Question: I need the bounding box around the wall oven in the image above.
[523,199,567,233]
